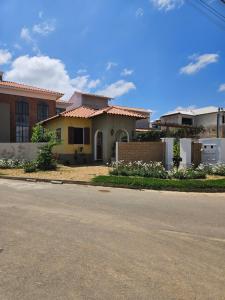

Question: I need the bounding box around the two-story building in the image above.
[158,106,225,138]
[0,72,63,143]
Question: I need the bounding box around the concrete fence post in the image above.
[161,138,174,170]
[180,138,192,168]
[115,142,119,163]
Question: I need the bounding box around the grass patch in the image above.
[92,176,225,192]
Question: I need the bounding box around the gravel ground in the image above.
[0,165,109,182]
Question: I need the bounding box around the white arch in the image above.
[115,129,130,142]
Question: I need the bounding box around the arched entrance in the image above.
[115,129,129,142]
[94,130,103,161]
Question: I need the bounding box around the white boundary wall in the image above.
[0,143,46,161]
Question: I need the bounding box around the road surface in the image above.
[0,179,225,299]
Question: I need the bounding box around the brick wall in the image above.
[117,142,165,163]
[0,93,56,142]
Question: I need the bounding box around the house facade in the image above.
[158,106,225,138]
[56,91,151,130]
[42,92,147,163]
[0,72,63,143]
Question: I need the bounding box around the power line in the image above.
[187,0,225,31]
[198,0,225,22]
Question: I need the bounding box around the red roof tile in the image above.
[61,106,97,118]
[40,105,147,124]
[0,80,63,98]
[90,106,147,119]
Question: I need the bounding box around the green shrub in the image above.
[211,163,225,176]
[31,124,56,143]
[30,124,59,172]
[110,161,168,179]
[0,159,25,169]
[168,167,206,179]
[24,161,37,173]
[36,144,57,171]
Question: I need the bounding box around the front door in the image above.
[96,131,103,160]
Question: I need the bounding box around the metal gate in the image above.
[191,142,202,167]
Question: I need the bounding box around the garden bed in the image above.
[92,176,225,192]
[0,165,109,182]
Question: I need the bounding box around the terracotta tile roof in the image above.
[61,106,97,118]
[113,105,151,114]
[0,80,63,98]
[90,106,147,119]
[40,105,147,124]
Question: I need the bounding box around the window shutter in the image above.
[84,127,90,145]
[68,127,74,144]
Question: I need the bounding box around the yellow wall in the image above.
[44,117,92,155]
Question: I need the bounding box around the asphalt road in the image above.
[0,179,225,300]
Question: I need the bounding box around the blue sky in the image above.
[0,0,225,119]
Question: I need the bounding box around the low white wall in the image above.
[0,143,46,161]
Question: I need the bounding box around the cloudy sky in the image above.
[0,0,225,118]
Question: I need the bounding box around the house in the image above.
[55,91,152,130]
[41,91,148,163]
[0,72,63,143]
[157,106,225,138]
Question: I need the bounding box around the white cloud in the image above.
[180,53,219,75]
[88,79,101,89]
[20,27,40,53]
[136,8,144,17]
[5,55,100,99]
[106,61,118,71]
[166,105,196,115]
[38,11,43,19]
[97,80,136,98]
[121,68,134,76]
[20,18,56,53]
[150,0,184,11]
[33,20,56,36]
[0,49,12,65]
[77,69,87,74]
[20,27,33,43]
[218,83,225,92]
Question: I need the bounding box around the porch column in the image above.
[180,138,192,168]
[161,138,174,170]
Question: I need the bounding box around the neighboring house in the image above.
[56,91,151,130]
[41,91,147,163]
[158,106,225,138]
[0,72,63,143]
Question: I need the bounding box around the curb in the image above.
[0,175,91,186]
[1,175,225,193]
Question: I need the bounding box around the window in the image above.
[182,117,193,126]
[37,102,49,122]
[16,101,29,142]
[68,127,90,145]
[222,115,225,124]
[56,128,62,142]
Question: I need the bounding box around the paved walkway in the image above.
[0,179,225,300]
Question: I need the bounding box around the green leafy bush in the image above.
[110,161,168,179]
[31,124,56,143]
[198,163,225,176]
[30,124,58,172]
[110,161,207,180]
[36,143,57,171]
[24,161,37,173]
[168,167,206,179]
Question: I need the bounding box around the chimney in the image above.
[0,71,3,81]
